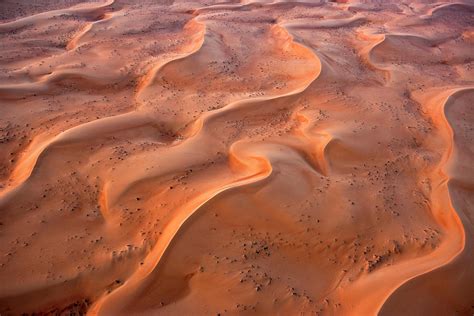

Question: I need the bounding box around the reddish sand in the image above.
[0,0,473,315]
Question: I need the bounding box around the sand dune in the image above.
[0,0,473,315]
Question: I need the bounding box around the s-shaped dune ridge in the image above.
[0,0,473,315]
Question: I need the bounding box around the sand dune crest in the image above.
[0,0,473,315]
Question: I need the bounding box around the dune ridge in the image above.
[338,87,471,315]
[90,15,325,313]
[379,87,474,315]
[0,0,115,32]
[0,0,473,315]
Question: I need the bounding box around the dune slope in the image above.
[0,0,473,315]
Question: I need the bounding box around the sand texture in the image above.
[0,0,473,315]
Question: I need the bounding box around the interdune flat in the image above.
[0,0,473,315]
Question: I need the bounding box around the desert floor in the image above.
[0,0,473,315]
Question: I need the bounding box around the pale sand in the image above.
[0,0,473,315]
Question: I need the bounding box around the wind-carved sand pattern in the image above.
[0,0,473,315]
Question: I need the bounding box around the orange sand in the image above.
[0,0,473,315]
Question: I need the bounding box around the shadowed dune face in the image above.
[0,0,473,315]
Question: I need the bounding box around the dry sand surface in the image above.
[0,0,473,315]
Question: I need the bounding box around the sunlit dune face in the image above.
[0,1,473,315]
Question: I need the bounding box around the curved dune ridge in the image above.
[0,0,473,315]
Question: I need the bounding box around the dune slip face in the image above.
[0,0,473,315]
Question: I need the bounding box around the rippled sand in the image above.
[0,0,473,315]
